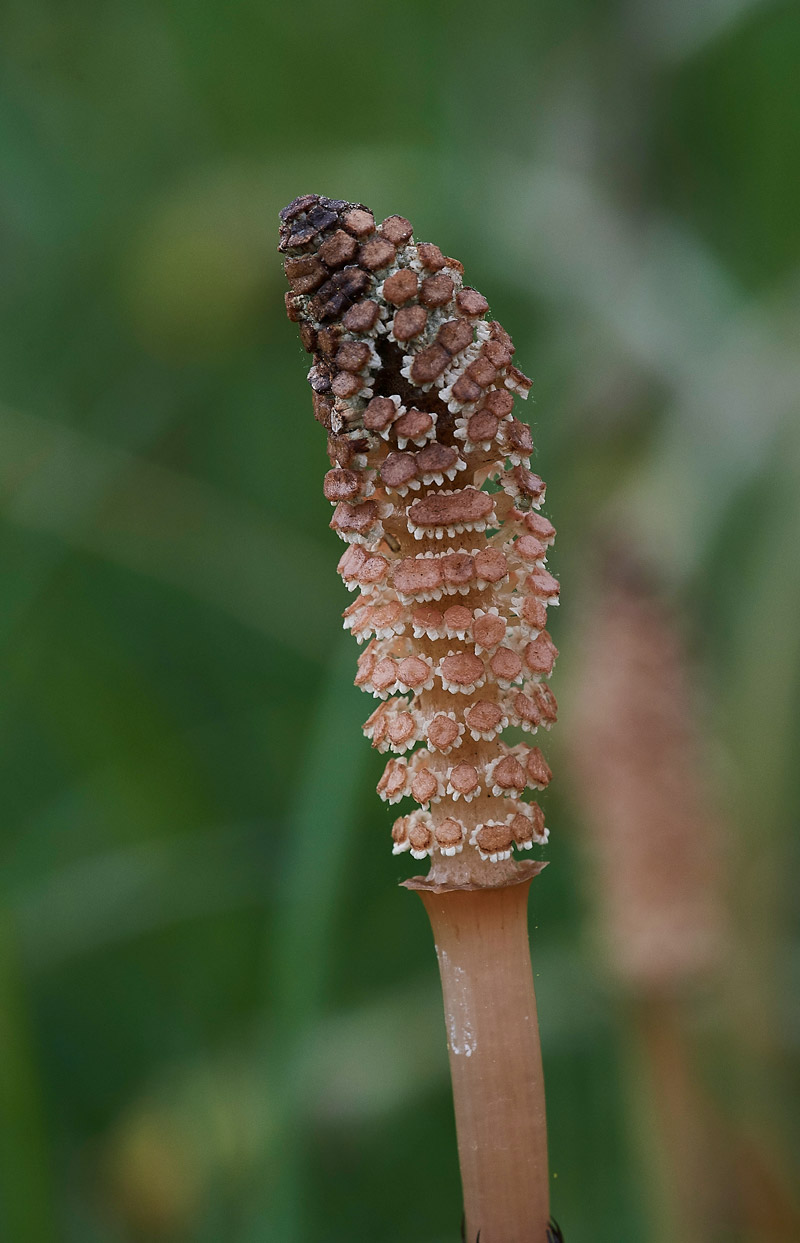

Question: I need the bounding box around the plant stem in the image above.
[405,864,549,1243]
[624,996,715,1243]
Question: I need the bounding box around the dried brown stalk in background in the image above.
[569,549,727,1243]
[279,195,559,1242]
[569,553,725,992]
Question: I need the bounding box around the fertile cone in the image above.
[280,195,558,886]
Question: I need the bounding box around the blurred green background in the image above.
[1,1,798,1240]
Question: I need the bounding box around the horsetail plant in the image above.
[280,196,561,1243]
[570,550,727,1243]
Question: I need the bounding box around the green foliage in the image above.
[0,1,798,1239]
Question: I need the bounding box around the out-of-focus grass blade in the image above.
[718,428,800,1164]
[0,910,58,1242]
[245,634,370,1243]
[638,0,772,64]
[0,398,178,643]
[0,405,336,659]
[12,824,269,970]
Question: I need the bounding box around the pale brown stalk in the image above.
[406,866,549,1243]
[569,546,726,1240]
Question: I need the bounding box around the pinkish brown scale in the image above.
[338,543,367,577]
[520,596,548,630]
[475,822,513,853]
[318,229,359,267]
[380,451,417,488]
[410,346,450,385]
[449,763,480,796]
[387,713,417,745]
[434,818,464,849]
[467,410,499,443]
[510,806,544,845]
[483,388,514,418]
[364,396,398,432]
[483,338,514,369]
[420,274,454,308]
[473,613,506,649]
[465,356,497,389]
[427,715,460,750]
[416,242,446,271]
[378,759,407,799]
[509,466,545,503]
[437,319,474,355]
[407,820,433,853]
[330,499,378,534]
[465,701,503,734]
[342,300,381,333]
[525,568,560,600]
[315,326,341,358]
[354,645,377,683]
[514,693,541,727]
[525,748,552,788]
[490,647,523,681]
[371,659,399,692]
[505,418,534,454]
[335,340,372,372]
[440,651,484,686]
[392,305,428,341]
[323,468,362,501]
[398,656,430,688]
[393,557,444,594]
[343,597,367,622]
[331,372,363,399]
[456,288,489,316]
[533,683,558,724]
[358,236,397,271]
[371,601,403,628]
[451,375,482,405]
[443,604,473,633]
[521,511,556,543]
[382,268,419,305]
[409,488,493,529]
[524,635,558,675]
[507,364,533,394]
[395,409,434,441]
[412,604,444,631]
[442,552,476,587]
[391,816,409,847]
[284,254,327,294]
[493,755,526,791]
[515,535,547,563]
[379,215,413,245]
[342,208,375,236]
[411,768,439,805]
[416,442,458,475]
[358,555,388,586]
[490,320,514,349]
[474,548,508,583]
